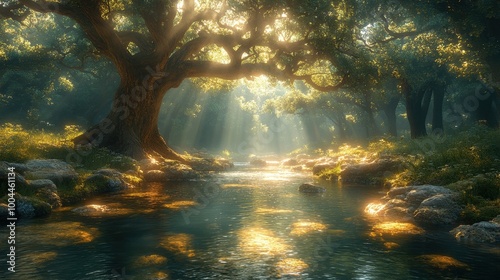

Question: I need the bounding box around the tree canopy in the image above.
[1,0,498,159]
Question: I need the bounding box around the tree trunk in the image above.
[432,85,445,134]
[477,88,500,128]
[72,76,186,162]
[383,96,400,137]
[401,79,428,138]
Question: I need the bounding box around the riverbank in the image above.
[1,123,499,241]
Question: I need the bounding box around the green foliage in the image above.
[382,127,500,187]
[318,164,342,180]
[0,123,138,172]
[0,123,74,162]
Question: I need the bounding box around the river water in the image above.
[2,163,499,279]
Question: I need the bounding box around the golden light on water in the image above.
[383,242,400,250]
[163,200,197,209]
[290,221,328,236]
[134,254,168,267]
[20,222,99,246]
[25,252,58,265]
[160,233,196,257]
[418,255,469,270]
[275,258,309,277]
[255,208,294,214]
[370,222,425,237]
[237,227,291,256]
[222,183,258,188]
[364,202,386,216]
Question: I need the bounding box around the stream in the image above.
[2,163,499,279]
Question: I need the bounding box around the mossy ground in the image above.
[0,123,140,205]
[313,126,500,223]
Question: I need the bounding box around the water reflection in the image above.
[237,227,291,257]
[290,220,328,236]
[418,254,470,270]
[369,222,425,237]
[275,258,309,277]
[160,233,196,257]
[163,200,197,209]
[9,166,500,280]
[20,221,99,246]
[133,254,168,267]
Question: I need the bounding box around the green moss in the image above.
[122,173,143,186]
[27,196,52,217]
[318,164,342,180]
[461,200,500,224]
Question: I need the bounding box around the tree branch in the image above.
[19,0,134,76]
[377,14,427,43]
[0,3,30,22]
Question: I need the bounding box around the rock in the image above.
[299,183,326,193]
[304,160,317,168]
[281,158,299,166]
[190,158,234,171]
[144,170,166,182]
[0,161,29,188]
[35,188,62,208]
[312,163,336,175]
[292,165,303,172]
[249,158,267,167]
[161,163,200,180]
[450,215,500,243]
[340,159,401,185]
[138,159,162,171]
[84,169,130,193]
[24,159,78,186]
[95,168,123,177]
[405,185,453,207]
[370,185,461,227]
[385,186,413,199]
[29,179,57,191]
[72,204,110,216]
[16,195,51,218]
[413,194,461,225]
[6,162,29,173]
[492,215,500,224]
[384,207,411,221]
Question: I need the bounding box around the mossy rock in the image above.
[16,195,52,218]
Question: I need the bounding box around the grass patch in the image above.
[0,123,138,172]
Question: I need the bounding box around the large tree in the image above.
[2,0,350,161]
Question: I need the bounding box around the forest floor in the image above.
[0,123,499,224]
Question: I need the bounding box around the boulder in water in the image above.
[299,183,326,193]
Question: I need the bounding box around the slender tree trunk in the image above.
[72,75,186,162]
[432,85,445,133]
[383,96,400,137]
[477,89,500,128]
